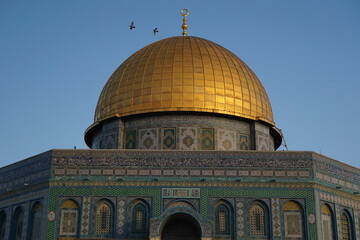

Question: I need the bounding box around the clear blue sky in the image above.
[0,0,359,168]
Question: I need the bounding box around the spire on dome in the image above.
[180,9,189,36]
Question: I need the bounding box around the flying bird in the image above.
[130,21,135,30]
[153,28,159,35]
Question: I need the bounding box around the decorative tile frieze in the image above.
[90,169,101,175]
[190,170,200,176]
[139,170,150,176]
[263,171,273,177]
[163,170,174,176]
[226,170,237,176]
[175,170,188,176]
[239,170,249,176]
[78,169,89,175]
[127,169,138,175]
[0,152,51,183]
[115,169,126,175]
[162,188,200,198]
[103,169,113,175]
[66,169,77,175]
[151,170,161,176]
[287,171,297,177]
[299,171,310,177]
[319,192,360,209]
[214,170,224,176]
[275,171,286,177]
[48,150,359,184]
[316,172,359,191]
[202,170,212,176]
[250,171,261,176]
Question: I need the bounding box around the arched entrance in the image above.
[161,213,201,240]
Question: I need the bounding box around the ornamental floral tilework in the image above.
[201,128,214,150]
[162,128,176,149]
[257,134,269,151]
[179,127,198,150]
[139,128,159,149]
[218,129,236,150]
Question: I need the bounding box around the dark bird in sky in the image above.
[130,21,135,30]
[153,27,159,35]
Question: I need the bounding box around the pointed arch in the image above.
[129,199,150,237]
[28,202,42,240]
[93,199,114,237]
[11,206,24,240]
[249,200,269,238]
[341,210,354,240]
[59,199,80,237]
[282,200,304,239]
[213,200,233,237]
[161,212,201,240]
[0,210,6,240]
[165,200,197,211]
[321,204,335,240]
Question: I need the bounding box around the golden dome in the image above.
[94,36,275,125]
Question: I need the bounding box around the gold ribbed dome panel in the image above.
[95,36,275,125]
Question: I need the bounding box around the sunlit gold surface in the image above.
[95,36,275,125]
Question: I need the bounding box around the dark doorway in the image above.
[161,213,201,240]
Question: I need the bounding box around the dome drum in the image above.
[85,113,279,151]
